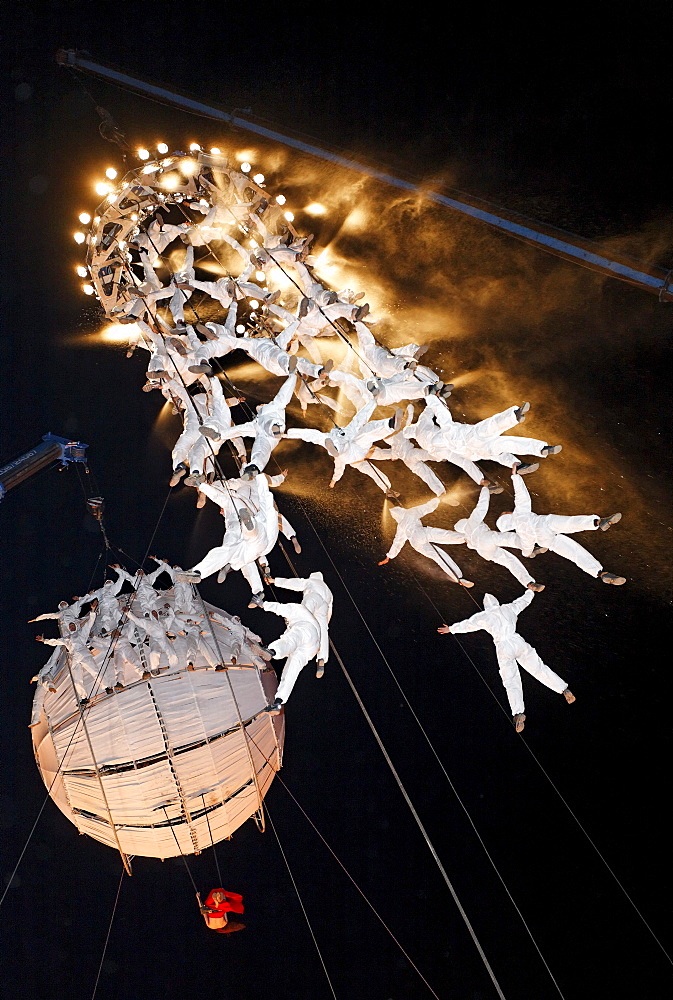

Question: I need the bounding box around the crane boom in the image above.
[57,48,672,302]
[0,433,88,500]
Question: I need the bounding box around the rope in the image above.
[409,563,673,969]
[266,805,338,1000]
[162,806,199,892]
[1,486,175,906]
[90,867,125,1000]
[202,792,223,886]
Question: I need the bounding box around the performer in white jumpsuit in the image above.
[454,488,544,590]
[261,600,322,712]
[439,591,574,731]
[422,396,562,475]
[37,612,99,704]
[188,474,280,602]
[86,576,126,635]
[108,621,146,688]
[354,322,427,378]
[126,609,179,671]
[378,498,473,586]
[285,399,400,493]
[495,474,626,584]
[29,648,62,726]
[213,373,296,476]
[29,596,86,629]
[367,405,446,496]
[267,573,333,675]
[236,334,330,380]
[111,559,172,615]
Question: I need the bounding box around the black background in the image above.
[1,4,672,999]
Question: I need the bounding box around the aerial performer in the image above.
[211,372,297,477]
[367,404,446,496]
[378,498,474,587]
[407,397,562,485]
[453,487,545,591]
[438,591,575,732]
[265,572,333,677]
[257,594,323,714]
[36,611,99,705]
[285,398,404,494]
[495,473,626,585]
[198,889,245,934]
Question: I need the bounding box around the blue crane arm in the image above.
[0,433,89,500]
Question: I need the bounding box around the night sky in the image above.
[1,5,672,1000]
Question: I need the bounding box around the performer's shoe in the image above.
[529,545,548,558]
[541,444,562,456]
[175,570,201,583]
[515,401,531,422]
[188,362,213,375]
[353,303,370,321]
[105,687,113,695]
[238,508,254,530]
[316,659,325,679]
[563,688,576,704]
[143,380,161,392]
[459,579,474,588]
[199,425,221,439]
[217,565,230,584]
[292,536,302,554]
[385,489,401,499]
[287,354,298,373]
[318,359,334,377]
[485,483,504,494]
[241,464,259,481]
[265,699,283,716]
[248,592,265,608]
[440,383,454,398]
[513,462,539,476]
[513,713,526,733]
[170,464,188,486]
[79,699,90,707]
[114,682,125,691]
[195,322,218,340]
[526,582,545,592]
[599,571,626,585]
[142,671,151,680]
[184,472,206,487]
[599,513,622,531]
[196,492,207,508]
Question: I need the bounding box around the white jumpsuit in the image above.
[449,592,568,715]
[215,374,296,473]
[41,612,99,702]
[271,573,333,663]
[190,475,280,593]
[423,396,553,471]
[496,474,604,578]
[236,335,325,379]
[454,489,536,588]
[263,601,321,704]
[285,398,395,491]
[368,406,445,496]
[126,610,179,670]
[386,498,466,584]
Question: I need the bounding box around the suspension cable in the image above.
[90,867,126,1000]
[202,792,223,886]
[266,805,338,1000]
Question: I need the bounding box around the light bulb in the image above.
[252,173,265,184]
[210,147,221,155]
[105,167,118,180]
[275,194,286,205]
[236,324,246,334]
[249,299,259,309]
[73,232,85,244]
[95,182,111,196]
[305,202,326,215]
[78,212,91,224]
[76,265,88,277]
[137,148,150,160]
[189,142,201,152]
[240,162,251,173]
[157,142,169,154]
[283,211,294,222]
[82,283,95,295]
[255,270,266,282]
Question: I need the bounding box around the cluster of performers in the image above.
[49,149,627,736]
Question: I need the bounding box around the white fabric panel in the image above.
[36,593,284,858]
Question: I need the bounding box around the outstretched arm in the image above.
[447,610,489,634]
[466,487,491,527]
[509,589,535,616]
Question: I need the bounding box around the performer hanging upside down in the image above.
[495,473,625,584]
[265,572,333,677]
[378,498,473,587]
[210,373,296,477]
[257,599,322,714]
[199,889,245,934]
[438,591,575,733]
